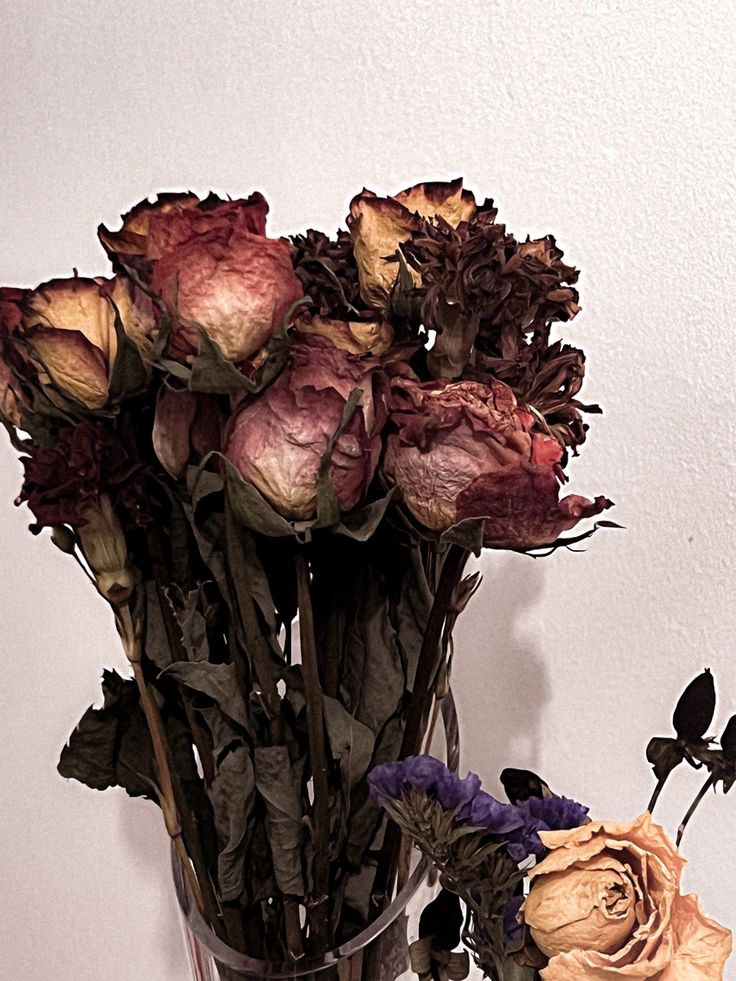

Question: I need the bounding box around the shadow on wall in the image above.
[450,553,549,796]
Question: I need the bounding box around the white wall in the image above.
[1,2,735,978]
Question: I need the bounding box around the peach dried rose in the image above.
[522,813,732,979]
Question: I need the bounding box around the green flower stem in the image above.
[295,550,331,955]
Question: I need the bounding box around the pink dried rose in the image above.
[151,229,303,364]
[383,375,611,549]
[152,387,224,478]
[522,813,732,979]
[19,276,152,410]
[100,191,303,366]
[347,179,477,311]
[98,192,268,267]
[224,335,388,520]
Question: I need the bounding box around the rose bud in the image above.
[347,179,477,311]
[383,375,612,549]
[21,276,151,410]
[152,387,223,478]
[672,668,716,743]
[522,813,732,978]
[224,336,388,520]
[77,493,135,604]
[294,314,394,356]
[151,228,303,365]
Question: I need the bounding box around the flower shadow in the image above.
[450,553,549,799]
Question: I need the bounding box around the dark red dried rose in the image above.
[16,421,147,529]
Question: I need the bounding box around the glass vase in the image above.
[174,692,460,980]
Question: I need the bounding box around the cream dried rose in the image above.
[347,179,477,311]
[522,812,732,979]
[20,276,152,409]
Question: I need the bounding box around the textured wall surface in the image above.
[1,2,735,978]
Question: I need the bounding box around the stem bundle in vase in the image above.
[0,180,616,976]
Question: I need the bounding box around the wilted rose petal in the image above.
[660,893,733,980]
[0,357,22,426]
[145,193,269,259]
[97,192,202,267]
[383,375,612,549]
[224,336,387,520]
[102,275,156,356]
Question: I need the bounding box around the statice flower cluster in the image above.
[368,755,589,863]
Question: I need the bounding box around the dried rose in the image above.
[522,813,732,979]
[99,190,300,365]
[152,387,223,478]
[150,228,303,365]
[20,276,151,409]
[97,191,202,270]
[347,179,477,312]
[294,314,393,356]
[224,335,388,520]
[383,375,611,549]
[98,191,268,272]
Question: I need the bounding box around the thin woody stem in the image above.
[116,604,205,915]
[295,550,331,955]
[677,775,715,846]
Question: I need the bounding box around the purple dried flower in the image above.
[518,795,589,831]
[368,755,481,817]
[368,761,405,803]
[469,790,526,835]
